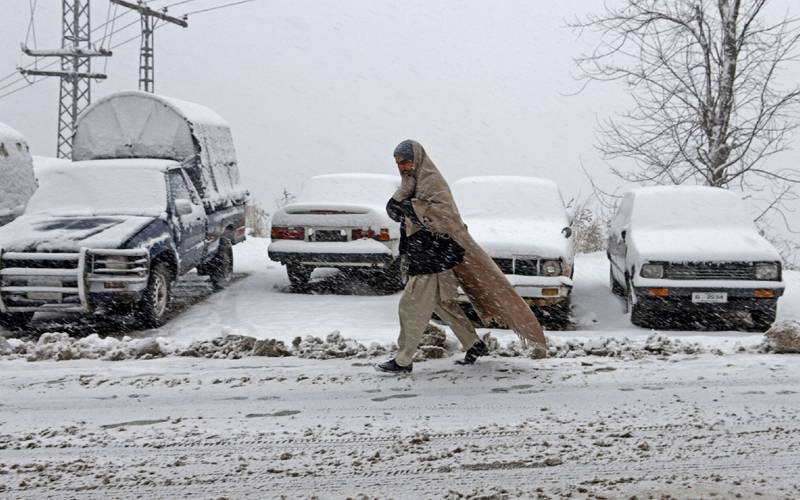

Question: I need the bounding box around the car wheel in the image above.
[627,280,651,328]
[610,268,625,296]
[135,262,173,328]
[749,303,777,332]
[542,298,573,330]
[208,241,234,291]
[287,263,312,291]
[0,312,34,332]
[375,255,408,292]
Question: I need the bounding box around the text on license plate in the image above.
[692,292,727,303]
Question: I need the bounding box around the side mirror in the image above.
[175,199,193,216]
[561,227,573,238]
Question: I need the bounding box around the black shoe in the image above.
[456,340,489,365]
[375,359,412,373]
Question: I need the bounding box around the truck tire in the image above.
[287,263,311,291]
[750,303,777,332]
[135,262,172,328]
[0,312,33,331]
[208,241,234,291]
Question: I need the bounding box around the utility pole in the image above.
[19,1,111,159]
[109,0,188,93]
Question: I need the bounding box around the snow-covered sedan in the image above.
[607,186,784,331]
[452,176,575,325]
[268,174,404,290]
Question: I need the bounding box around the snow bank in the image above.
[765,320,800,353]
[0,122,37,224]
[1,329,782,363]
[72,91,245,208]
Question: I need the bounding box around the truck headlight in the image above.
[640,263,664,279]
[540,260,562,276]
[102,256,130,270]
[755,263,779,280]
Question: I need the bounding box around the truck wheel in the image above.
[136,262,172,328]
[750,303,777,332]
[209,241,234,291]
[610,268,625,296]
[287,264,311,291]
[0,312,33,331]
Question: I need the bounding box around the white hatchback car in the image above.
[607,185,785,330]
[452,176,575,325]
[268,173,403,290]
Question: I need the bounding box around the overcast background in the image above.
[1,0,799,219]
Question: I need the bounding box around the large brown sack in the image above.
[392,140,547,357]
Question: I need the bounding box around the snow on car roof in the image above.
[0,122,37,220]
[628,185,752,229]
[52,158,179,173]
[0,121,26,141]
[294,173,400,206]
[454,176,567,221]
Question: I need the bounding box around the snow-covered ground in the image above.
[1,236,799,498]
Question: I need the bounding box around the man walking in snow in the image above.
[375,140,488,373]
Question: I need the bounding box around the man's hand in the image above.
[386,198,404,222]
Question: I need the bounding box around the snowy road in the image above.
[2,354,799,498]
[2,237,800,498]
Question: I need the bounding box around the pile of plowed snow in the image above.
[3,324,792,362]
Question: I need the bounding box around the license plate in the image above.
[692,292,727,303]
[28,292,62,301]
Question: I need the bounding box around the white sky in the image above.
[1,0,799,218]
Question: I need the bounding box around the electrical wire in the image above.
[183,0,255,17]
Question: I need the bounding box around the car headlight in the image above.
[540,260,562,276]
[755,262,779,280]
[100,256,130,270]
[640,263,664,279]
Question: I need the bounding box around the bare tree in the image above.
[571,0,800,190]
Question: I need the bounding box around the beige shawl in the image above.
[392,141,547,357]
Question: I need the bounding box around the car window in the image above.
[168,171,192,203]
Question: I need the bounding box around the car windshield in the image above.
[296,175,400,206]
[25,166,167,217]
[454,177,568,222]
[631,188,752,230]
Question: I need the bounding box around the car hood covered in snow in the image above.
[464,218,571,259]
[0,214,157,253]
[631,227,782,263]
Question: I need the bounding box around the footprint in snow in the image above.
[371,394,418,402]
[101,418,169,429]
[245,410,301,418]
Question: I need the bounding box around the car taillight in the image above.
[271,226,305,240]
[351,228,391,241]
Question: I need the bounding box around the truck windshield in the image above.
[25,166,167,217]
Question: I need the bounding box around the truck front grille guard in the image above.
[0,248,148,314]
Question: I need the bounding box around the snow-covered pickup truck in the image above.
[268,174,404,291]
[0,122,37,227]
[452,176,575,326]
[607,186,784,331]
[0,92,246,331]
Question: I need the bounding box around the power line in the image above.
[183,0,255,17]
